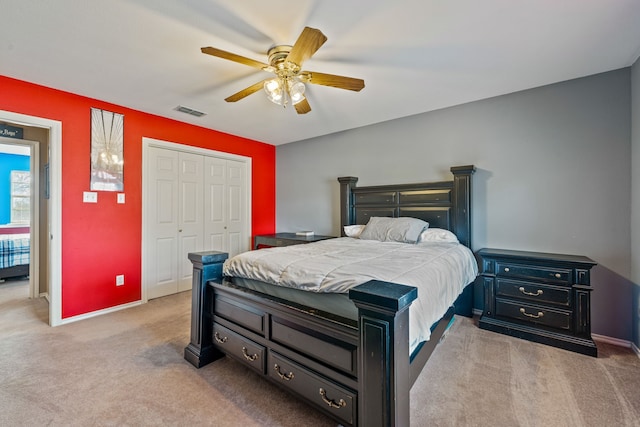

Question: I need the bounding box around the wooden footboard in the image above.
[185,251,420,427]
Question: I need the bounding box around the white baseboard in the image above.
[632,342,640,359]
[57,299,142,325]
[592,333,632,348]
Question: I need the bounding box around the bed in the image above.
[184,165,476,427]
[0,233,30,281]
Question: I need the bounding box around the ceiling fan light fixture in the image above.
[264,78,284,105]
[288,79,306,105]
[263,77,306,107]
[202,27,363,113]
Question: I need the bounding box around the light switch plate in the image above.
[117,193,125,204]
[83,191,98,203]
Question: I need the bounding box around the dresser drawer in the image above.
[495,261,571,285]
[495,299,571,331]
[212,323,266,374]
[268,351,356,426]
[495,278,570,307]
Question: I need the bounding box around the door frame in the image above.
[0,136,39,299]
[141,137,252,303]
[0,110,62,326]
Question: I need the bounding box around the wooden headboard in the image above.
[338,165,475,248]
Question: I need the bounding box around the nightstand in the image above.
[478,248,597,357]
[253,233,335,250]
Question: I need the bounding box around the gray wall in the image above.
[632,57,640,350]
[277,69,633,341]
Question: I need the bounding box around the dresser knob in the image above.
[554,273,561,279]
[504,267,510,272]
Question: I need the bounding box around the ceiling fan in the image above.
[201,26,365,114]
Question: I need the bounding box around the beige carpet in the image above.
[1,278,639,426]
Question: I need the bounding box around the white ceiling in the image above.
[2,1,640,146]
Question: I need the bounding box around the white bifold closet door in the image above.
[146,146,247,300]
[203,156,247,259]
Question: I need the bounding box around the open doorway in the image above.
[0,111,61,327]
[0,134,42,306]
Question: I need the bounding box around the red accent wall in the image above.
[0,75,276,318]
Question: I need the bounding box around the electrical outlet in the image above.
[83,191,98,203]
[116,274,125,286]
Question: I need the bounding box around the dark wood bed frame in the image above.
[1,229,30,281]
[185,165,475,427]
[0,263,30,281]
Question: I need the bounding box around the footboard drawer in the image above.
[270,316,357,376]
[214,294,266,335]
[212,323,265,374]
[268,351,356,427]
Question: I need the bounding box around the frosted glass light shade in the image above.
[288,80,306,105]
[264,78,284,105]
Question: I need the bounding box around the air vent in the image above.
[174,105,207,117]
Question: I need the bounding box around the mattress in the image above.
[223,237,478,349]
[0,233,30,269]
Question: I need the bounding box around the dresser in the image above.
[478,248,597,357]
[253,233,335,249]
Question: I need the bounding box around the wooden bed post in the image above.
[450,165,475,249]
[338,176,358,235]
[184,251,228,368]
[349,280,418,427]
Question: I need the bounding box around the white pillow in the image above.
[343,224,366,238]
[417,228,459,244]
[358,217,428,243]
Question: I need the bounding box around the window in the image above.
[11,170,30,224]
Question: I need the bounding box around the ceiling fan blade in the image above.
[294,98,311,114]
[300,71,365,92]
[224,79,270,102]
[285,27,327,67]
[201,47,273,71]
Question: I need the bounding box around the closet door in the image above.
[177,152,204,292]
[226,159,248,256]
[146,147,179,299]
[203,157,248,257]
[144,140,250,301]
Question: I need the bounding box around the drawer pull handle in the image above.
[553,273,561,279]
[319,388,347,409]
[273,364,294,381]
[519,308,544,319]
[504,267,510,272]
[214,332,228,344]
[241,347,258,362]
[519,287,543,297]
